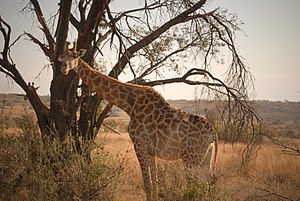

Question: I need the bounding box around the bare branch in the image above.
[94,103,113,132]
[137,37,200,79]
[256,187,297,201]
[0,17,49,134]
[109,0,209,78]
[29,0,55,51]
[0,16,11,61]
[102,123,121,135]
[25,32,55,60]
[263,133,300,156]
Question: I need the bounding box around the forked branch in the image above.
[0,17,50,133]
[29,0,55,51]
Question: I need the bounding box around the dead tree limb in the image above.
[255,187,296,201]
[0,16,50,135]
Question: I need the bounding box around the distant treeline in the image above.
[1,93,299,137]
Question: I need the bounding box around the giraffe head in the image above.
[58,42,86,75]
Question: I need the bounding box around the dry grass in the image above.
[100,134,300,201]
[97,133,145,201]
[1,100,299,200]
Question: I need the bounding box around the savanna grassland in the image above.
[101,133,300,201]
[1,94,299,200]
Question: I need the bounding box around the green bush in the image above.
[0,113,123,201]
[156,163,226,201]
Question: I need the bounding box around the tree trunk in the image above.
[50,0,73,139]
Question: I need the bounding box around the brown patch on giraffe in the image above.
[127,95,135,107]
[157,123,168,131]
[111,89,119,99]
[119,93,126,99]
[164,118,172,125]
[179,122,189,132]
[172,132,180,141]
[143,103,154,114]
[135,112,146,120]
[94,77,102,85]
[128,92,137,98]
[145,122,155,132]
[205,123,211,129]
[146,94,155,102]
[153,109,160,117]
[116,100,123,106]
[102,78,109,86]
[119,86,127,94]
[144,98,150,105]
[165,112,174,119]
[170,118,180,130]
[157,139,165,149]
[105,94,114,101]
[102,85,110,93]
[158,99,165,106]
[143,115,153,124]
[154,102,164,109]
[159,132,170,143]
[87,78,94,89]
[85,69,91,77]
[110,82,119,89]
[90,72,97,79]
[126,87,133,92]
[156,114,164,122]
[84,69,91,77]
[78,69,84,77]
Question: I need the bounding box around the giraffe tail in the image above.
[210,138,218,178]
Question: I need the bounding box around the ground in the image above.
[1,94,299,200]
[99,132,300,201]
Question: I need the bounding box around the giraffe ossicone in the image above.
[59,42,218,201]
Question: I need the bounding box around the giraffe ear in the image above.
[78,49,87,57]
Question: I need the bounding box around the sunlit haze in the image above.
[0,0,299,101]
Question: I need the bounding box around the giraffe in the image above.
[58,42,218,201]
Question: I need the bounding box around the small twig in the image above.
[256,187,296,201]
[263,133,300,156]
[102,123,121,135]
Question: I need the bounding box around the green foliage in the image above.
[157,179,225,201]
[156,163,226,201]
[14,107,39,136]
[0,112,123,201]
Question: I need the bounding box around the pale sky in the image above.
[0,0,299,101]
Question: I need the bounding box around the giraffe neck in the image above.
[75,58,143,115]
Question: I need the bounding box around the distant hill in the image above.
[168,99,300,137]
[0,93,50,107]
[1,93,299,137]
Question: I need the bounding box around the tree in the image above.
[0,0,260,153]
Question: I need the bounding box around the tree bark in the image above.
[50,0,73,139]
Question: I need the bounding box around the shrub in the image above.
[156,162,226,201]
[0,112,123,201]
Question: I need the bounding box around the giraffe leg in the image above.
[150,156,158,201]
[134,147,153,201]
[128,125,154,200]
